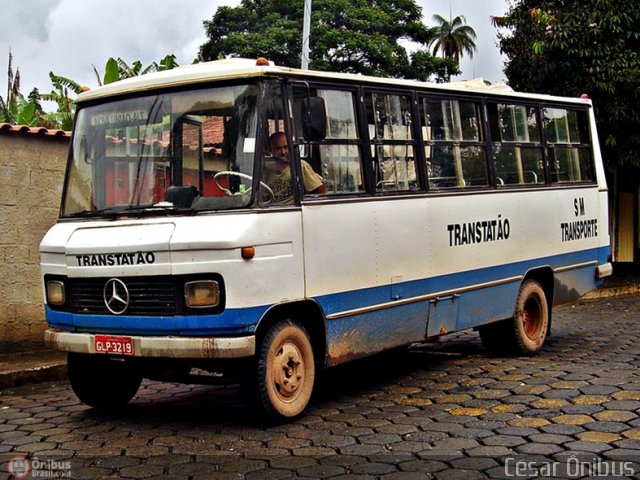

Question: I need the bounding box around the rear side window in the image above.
[544,108,594,183]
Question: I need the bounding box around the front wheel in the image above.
[67,353,142,410]
[254,319,316,423]
[479,279,549,356]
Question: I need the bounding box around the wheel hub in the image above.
[272,342,304,399]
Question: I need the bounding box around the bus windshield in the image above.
[62,83,260,217]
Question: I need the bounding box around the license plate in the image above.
[94,335,135,356]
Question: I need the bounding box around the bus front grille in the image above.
[67,278,178,315]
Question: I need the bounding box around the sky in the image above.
[0,0,510,110]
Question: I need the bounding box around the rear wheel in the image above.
[479,279,549,356]
[67,353,142,410]
[254,319,315,423]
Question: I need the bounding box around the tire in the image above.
[67,353,142,410]
[254,319,315,423]
[479,279,549,356]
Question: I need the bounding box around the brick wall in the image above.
[0,130,69,353]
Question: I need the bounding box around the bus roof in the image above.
[77,58,591,106]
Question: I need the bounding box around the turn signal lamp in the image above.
[184,280,220,308]
[46,280,65,305]
[241,246,256,259]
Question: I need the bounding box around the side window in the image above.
[544,108,594,183]
[488,103,545,186]
[420,97,488,189]
[292,86,365,195]
[365,92,418,192]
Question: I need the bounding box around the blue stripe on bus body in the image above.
[45,304,269,336]
[315,246,608,316]
[46,246,608,337]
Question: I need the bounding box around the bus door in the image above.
[294,86,430,365]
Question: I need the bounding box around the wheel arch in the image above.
[254,299,327,367]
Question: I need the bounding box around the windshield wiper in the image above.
[122,204,196,215]
[66,207,123,218]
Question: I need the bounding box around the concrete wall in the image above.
[0,131,69,353]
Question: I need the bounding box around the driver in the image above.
[262,132,325,204]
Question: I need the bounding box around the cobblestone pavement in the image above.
[1,295,640,479]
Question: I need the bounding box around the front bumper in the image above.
[44,329,255,359]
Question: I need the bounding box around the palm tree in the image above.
[428,14,477,63]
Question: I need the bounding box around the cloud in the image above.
[0,0,223,98]
[0,0,509,108]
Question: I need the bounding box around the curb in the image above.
[0,352,67,390]
[581,285,640,301]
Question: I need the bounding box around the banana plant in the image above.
[100,54,180,85]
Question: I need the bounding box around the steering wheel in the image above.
[213,171,274,203]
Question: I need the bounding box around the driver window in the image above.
[260,85,325,205]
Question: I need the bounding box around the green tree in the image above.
[495,0,640,168]
[199,0,457,81]
[427,14,477,63]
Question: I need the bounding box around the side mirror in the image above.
[302,97,327,141]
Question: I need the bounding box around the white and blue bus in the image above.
[41,58,611,422]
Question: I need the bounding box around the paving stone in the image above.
[350,461,397,475]
[507,417,551,428]
[358,433,403,445]
[593,410,637,422]
[515,442,564,456]
[576,431,622,442]
[539,423,586,435]
[379,472,433,480]
[527,433,573,444]
[511,384,550,395]
[490,404,526,414]
[433,469,485,480]
[551,414,595,426]
[571,394,610,405]
[603,400,640,410]
[481,435,527,447]
[473,390,510,400]
[541,389,582,400]
[611,391,640,401]
[465,445,515,457]
[296,464,347,477]
[612,438,640,450]
[560,404,604,415]
[584,421,630,434]
[622,428,640,440]
[578,385,620,395]
[563,440,614,453]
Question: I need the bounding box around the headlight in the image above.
[46,280,66,305]
[184,280,220,308]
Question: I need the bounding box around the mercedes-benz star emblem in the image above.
[103,278,130,315]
